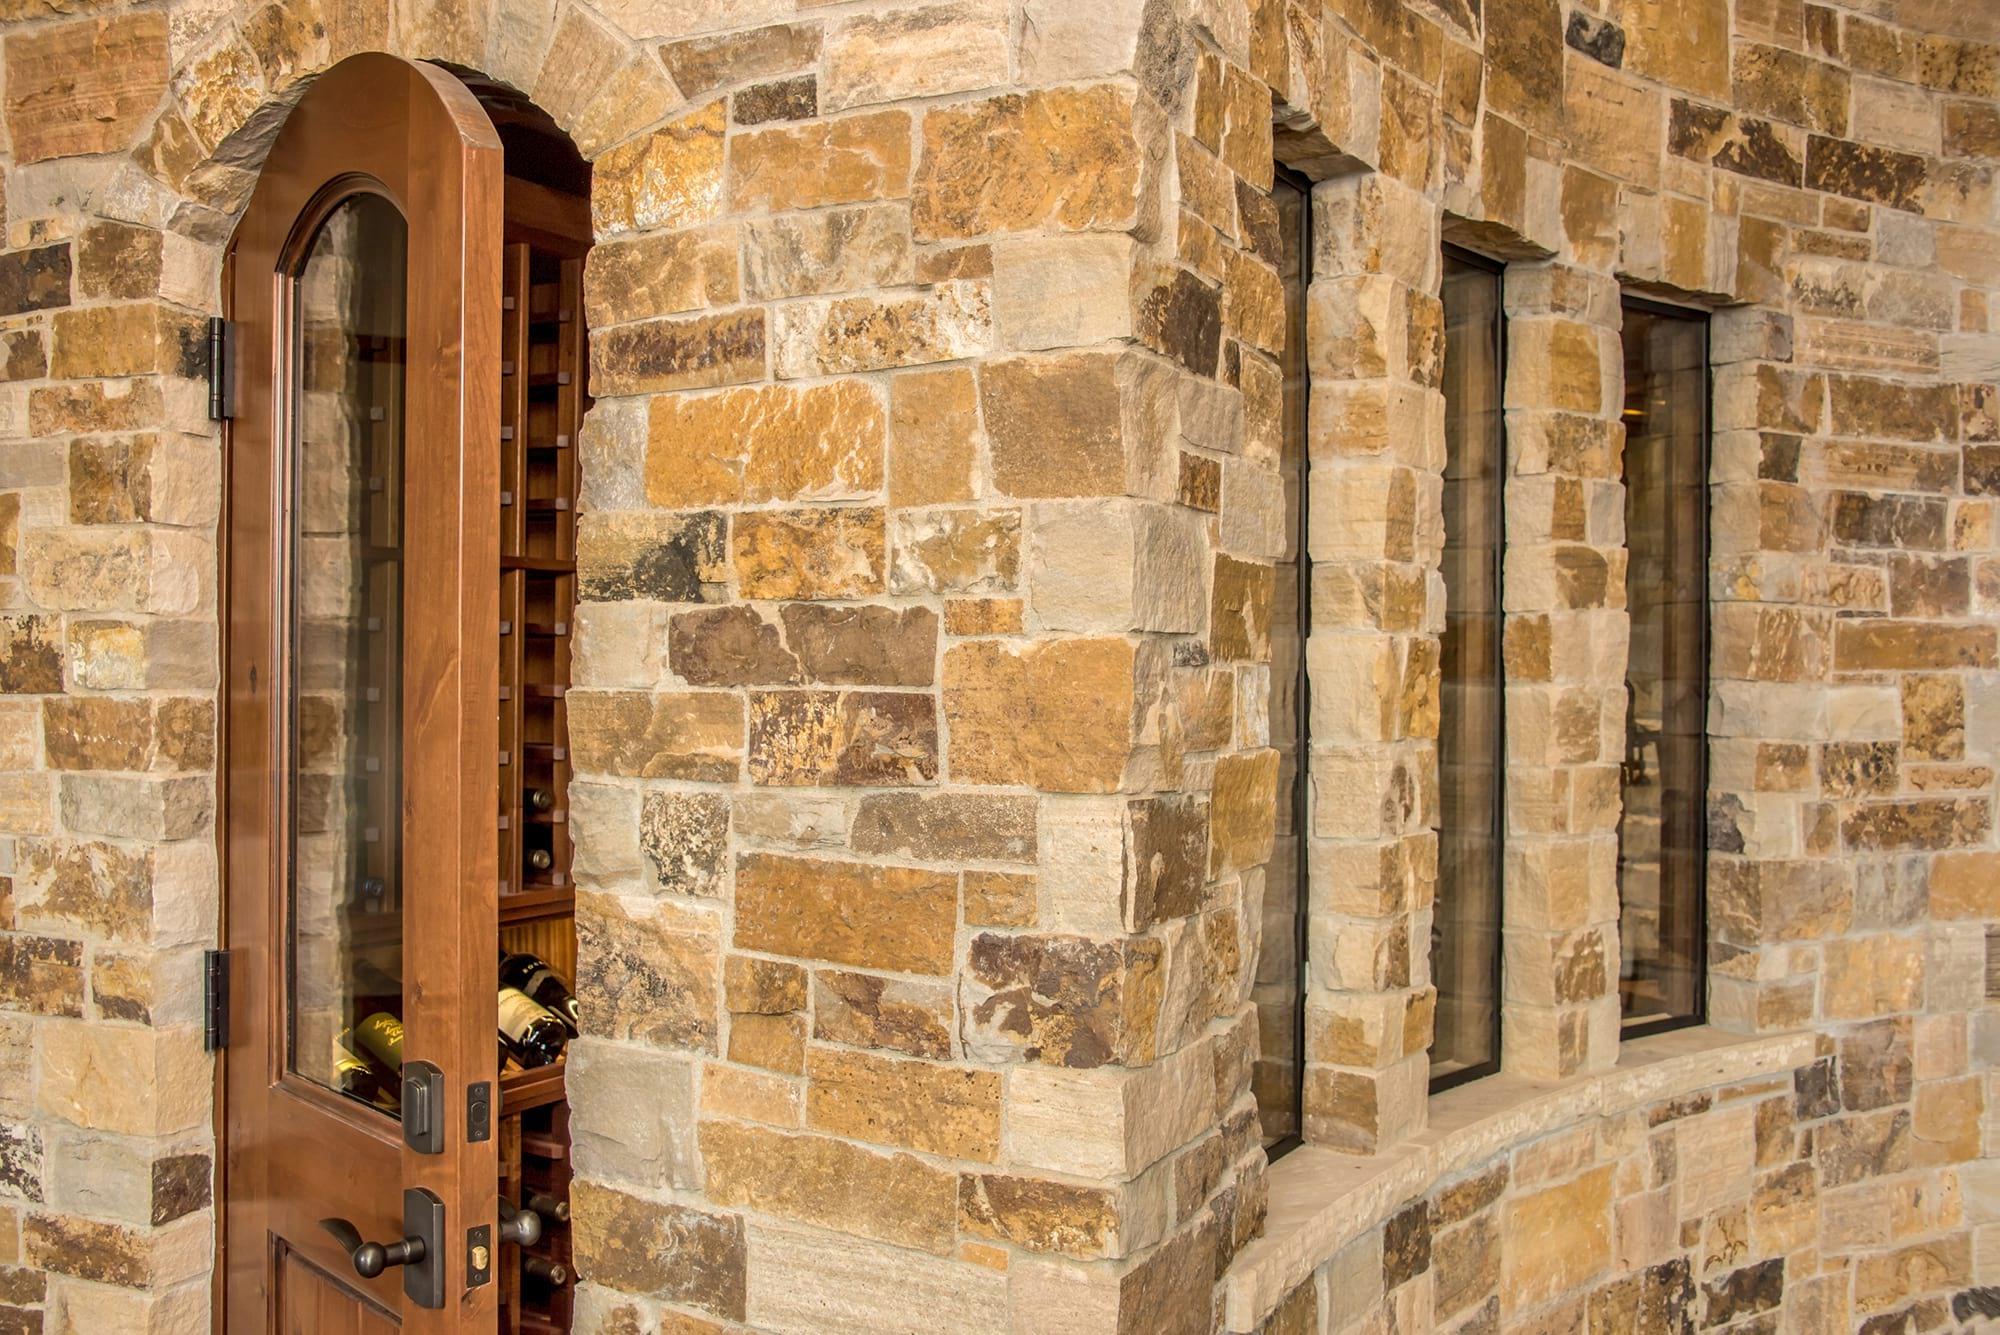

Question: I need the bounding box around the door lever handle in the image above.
[497,1197,542,1247]
[320,1215,428,1278]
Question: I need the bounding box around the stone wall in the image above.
[0,1,1990,1335]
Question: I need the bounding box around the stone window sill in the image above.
[1222,1026,1819,1330]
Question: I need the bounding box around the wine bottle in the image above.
[522,1256,568,1286]
[525,1191,570,1223]
[499,949,582,1036]
[524,786,555,812]
[332,1035,399,1112]
[498,985,567,1067]
[351,1009,405,1073]
[525,847,553,873]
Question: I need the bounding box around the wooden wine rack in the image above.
[494,173,588,1335]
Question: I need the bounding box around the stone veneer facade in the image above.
[0,0,1995,1332]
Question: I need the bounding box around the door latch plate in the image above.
[402,1186,446,1309]
[401,1061,445,1155]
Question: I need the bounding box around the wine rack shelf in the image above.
[494,168,589,1335]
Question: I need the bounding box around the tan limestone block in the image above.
[584,226,740,328]
[566,1039,700,1191]
[700,1120,957,1253]
[732,506,886,600]
[889,367,979,508]
[889,507,1020,595]
[1498,1164,1613,1313]
[733,852,956,974]
[942,637,1137,792]
[36,1022,205,1137]
[958,1172,1119,1258]
[646,381,885,508]
[529,5,633,134]
[729,110,914,214]
[804,1046,1000,1161]
[743,204,912,301]
[771,280,992,378]
[5,14,169,165]
[1003,1040,1214,1180]
[728,1011,806,1073]
[701,1061,802,1128]
[992,233,1137,353]
[744,1222,1008,1332]
[591,99,727,235]
[574,892,721,1052]
[823,0,1011,111]
[1029,499,1204,634]
[981,350,1166,500]
[911,85,1143,241]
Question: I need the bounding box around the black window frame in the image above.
[1616,292,1711,1040]
[1429,242,1508,1094]
[1264,163,1314,1161]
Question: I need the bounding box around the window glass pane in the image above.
[1431,251,1505,1086]
[288,192,408,1115]
[1618,302,1708,1030]
[1254,171,1310,1149]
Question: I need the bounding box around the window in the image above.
[1617,297,1709,1034]
[1253,166,1312,1154]
[1430,247,1506,1089]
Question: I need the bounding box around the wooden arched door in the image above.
[220,53,502,1332]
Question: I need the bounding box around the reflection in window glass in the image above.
[1618,299,1708,1033]
[1431,249,1505,1088]
[1253,169,1310,1152]
[288,192,409,1116]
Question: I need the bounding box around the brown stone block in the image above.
[1212,555,1275,662]
[76,222,162,302]
[730,110,913,214]
[1945,98,2000,158]
[962,931,1160,1068]
[1834,620,1996,671]
[568,691,742,782]
[659,22,823,96]
[0,616,64,695]
[669,605,800,687]
[1135,265,1223,377]
[570,1180,746,1321]
[724,954,806,1015]
[911,85,1141,240]
[4,14,168,164]
[1840,797,1989,851]
[0,933,83,1017]
[958,1172,1118,1257]
[811,969,954,1060]
[1114,1216,1219,1335]
[590,310,765,396]
[779,603,936,686]
[1483,0,1564,134]
[850,791,1036,862]
[699,1119,956,1253]
[0,245,70,317]
[1211,749,1279,876]
[805,1046,1000,1160]
[1127,793,1208,928]
[734,852,956,974]
[1805,135,1929,212]
[574,893,720,1053]
[942,637,1136,792]
[49,304,204,381]
[746,689,937,786]
[1499,1164,1611,1314]
[1826,375,1959,443]
[732,507,885,601]
[638,790,730,899]
[1829,491,1946,550]
[29,382,162,437]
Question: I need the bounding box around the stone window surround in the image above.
[1222,1024,1817,1329]
[1290,154,1745,1154]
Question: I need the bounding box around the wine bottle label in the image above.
[498,986,554,1040]
[352,1011,404,1069]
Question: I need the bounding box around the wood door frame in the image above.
[218,53,504,1332]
